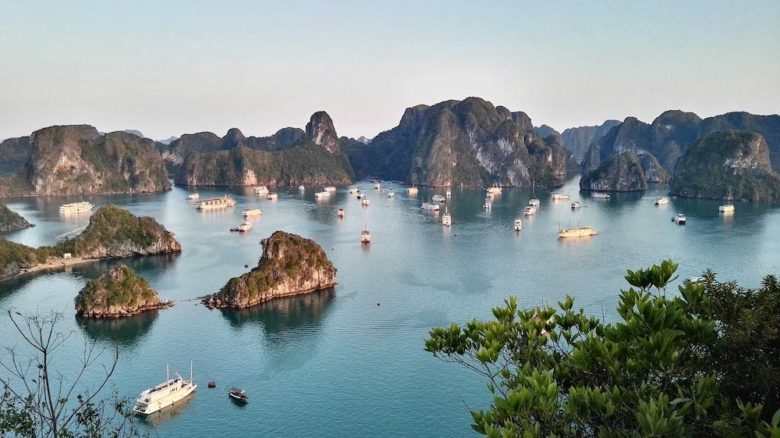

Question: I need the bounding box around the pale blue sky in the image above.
[1,0,778,140]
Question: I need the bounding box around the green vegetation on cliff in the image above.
[670,130,780,201]
[579,151,647,192]
[75,264,164,318]
[0,203,33,232]
[0,238,39,279]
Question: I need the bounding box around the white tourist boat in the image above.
[362,198,370,207]
[187,193,200,201]
[673,213,687,225]
[254,185,269,196]
[486,184,502,195]
[324,186,337,192]
[132,363,197,416]
[432,194,446,202]
[266,193,278,201]
[196,196,236,211]
[337,207,345,218]
[421,202,440,211]
[552,193,570,201]
[374,181,381,190]
[361,228,371,243]
[59,201,94,215]
[523,205,537,216]
[571,201,582,209]
[528,198,541,207]
[719,203,735,214]
[298,185,305,192]
[591,192,610,200]
[442,208,452,226]
[513,217,523,232]
[446,189,452,198]
[408,186,418,195]
[387,190,395,198]
[314,191,331,200]
[655,197,670,206]
[242,208,262,217]
[230,221,252,233]
[558,226,598,238]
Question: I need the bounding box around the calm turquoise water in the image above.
[1,179,779,436]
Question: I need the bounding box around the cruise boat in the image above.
[432,194,445,202]
[558,226,598,238]
[59,201,94,215]
[324,186,337,192]
[266,193,278,201]
[230,221,252,233]
[552,193,570,201]
[442,208,451,226]
[361,198,370,207]
[337,208,345,218]
[187,193,200,201]
[591,192,610,200]
[408,187,418,195]
[132,364,197,416]
[528,198,541,207]
[242,208,262,217]
[673,213,687,225]
[254,185,269,196]
[361,229,371,244]
[513,217,523,232]
[314,191,331,200]
[387,190,395,198]
[655,197,670,206]
[523,206,537,216]
[421,202,440,212]
[228,388,248,404]
[298,185,305,192]
[571,201,582,209]
[719,203,735,213]
[197,196,236,211]
[486,184,502,195]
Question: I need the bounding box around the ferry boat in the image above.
[187,193,200,201]
[337,208,345,218]
[266,193,278,201]
[242,208,262,218]
[228,388,248,404]
[361,229,371,243]
[523,206,537,216]
[552,193,570,201]
[132,364,197,416]
[528,198,541,207]
[314,191,331,200]
[254,185,269,196]
[59,201,94,215]
[673,213,687,225]
[719,203,735,213]
[324,186,337,192]
[591,192,610,200]
[432,194,445,202]
[356,192,364,199]
[486,184,502,195]
[230,222,253,233]
[655,197,670,206]
[387,190,395,198]
[513,218,523,232]
[196,196,236,211]
[442,208,452,226]
[361,198,370,207]
[571,201,582,209]
[421,202,440,212]
[558,226,598,238]
[408,187,418,195]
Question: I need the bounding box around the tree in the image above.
[425,260,780,437]
[0,310,142,437]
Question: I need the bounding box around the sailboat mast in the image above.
[166,363,169,381]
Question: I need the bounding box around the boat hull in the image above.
[133,384,197,416]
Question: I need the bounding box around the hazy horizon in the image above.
[1,0,778,140]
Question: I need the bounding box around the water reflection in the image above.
[73,253,181,281]
[139,394,195,428]
[76,310,159,347]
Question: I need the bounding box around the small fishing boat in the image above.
[523,206,536,216]
[361,229,371,243]
[266,193,278,201]
[230,222,252,233]
[590,192,610,200]
[655,197,670,206]
[228,388,248,404]
[672,213,686,225]
[513,218,522,232]
[571,201,582,209]
[187,193,200,200]
[337,208,345,218]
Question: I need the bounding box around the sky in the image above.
[1,0,779,140]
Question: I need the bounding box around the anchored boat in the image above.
[132,363,197,416]
[228,388,248,404]
[513,218,523,232]
[197,196,236,211]
[558,226,598,239]
[59,201,94,215]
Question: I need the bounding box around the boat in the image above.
[266,193,278,201]
[374,181,381,190]
[187,193,200,200]
[356,192,364,199]
[442,208,452,226]
[230,221,252,233]
[132,363,197,416]
[552,193,570,201]
[432,194,445,202]
[59,201,94,215]
[421,202,440,211]
[483,200,492,211]
[314,191,331,200]
[558,226,598,238]
[298,185,305,192]
[591,192,610,200]
[446,189,452,198]
[228,388,248,404]
[523,206,537,216]
[242,208,262,218]
[337,208,345,218]
[528,198,541,207]
[348,187,358,195]
[655,197,670,206]
[361,229,371,243]
[513,218,522,232]
[386,190,395,198]
[719,203,735,213]
[196,196,236,211]
[571,201,582,209]
[673,213,687,225]
[408,187,418,195]
[486,184,502,195]
[254,185,269,196]
[361,198,370,207]
[324,186,337,192]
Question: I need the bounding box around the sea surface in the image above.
[1,179,779,437]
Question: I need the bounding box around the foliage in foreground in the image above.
[426,260,780,437]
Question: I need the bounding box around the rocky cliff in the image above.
[0,125,170,198]
[0,238,39,280]
[580,152,648,192]
[560,120,621,161]
[345,97,577,188]
[670,131,780,201]
[75,264,172,318]
[0,203,33,232]
[169,112,353,187]
[203,231,336,309]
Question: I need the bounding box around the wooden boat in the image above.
[242,208,262,217]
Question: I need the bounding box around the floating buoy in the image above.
[377,303,380,306]
[208,382,216,388]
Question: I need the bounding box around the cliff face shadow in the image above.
[75,310,159,347]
